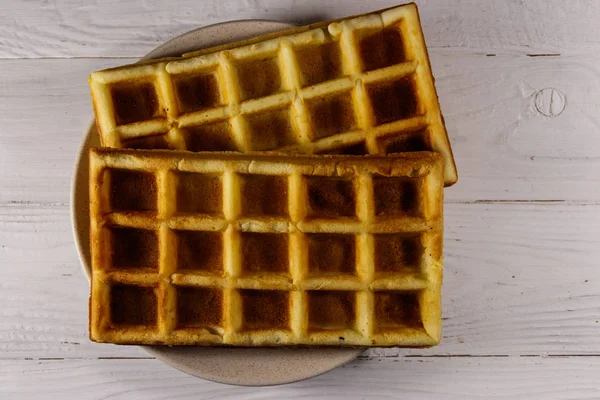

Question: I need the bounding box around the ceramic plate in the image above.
[71,19,363,386]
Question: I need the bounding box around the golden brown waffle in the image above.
[88,3,457,186]
[89,148,444,346]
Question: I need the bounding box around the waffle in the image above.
[88,3,458,186]
[89,148,444,346]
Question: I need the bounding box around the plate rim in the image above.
[70,19,363,387]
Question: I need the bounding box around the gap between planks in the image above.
[5,354,600,361]
[0,53,565,61]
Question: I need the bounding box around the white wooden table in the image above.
[2,0,600,398]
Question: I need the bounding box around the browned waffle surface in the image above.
[89,148,444,346]
[89,3,457,186]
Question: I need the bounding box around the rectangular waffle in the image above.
[88,3,457,186]
[89,148,444,346]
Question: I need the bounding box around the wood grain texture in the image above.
[2,357,600,399]
[2,53,600,204]
[1,0,600,58]
[2,203,599,359]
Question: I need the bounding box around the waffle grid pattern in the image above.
[89,4,457,186]
[89,149,443,346]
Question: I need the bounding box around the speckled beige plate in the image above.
[71,19,363,386]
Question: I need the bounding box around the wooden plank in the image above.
[435,52,600,202]
[1,54,600,204]
[0,58,135,205]
[0,204,146,359]
[1,0,599,58]
[2,357,599,399]
[1,202,599,359]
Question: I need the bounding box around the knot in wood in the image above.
[534,88,566,117]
